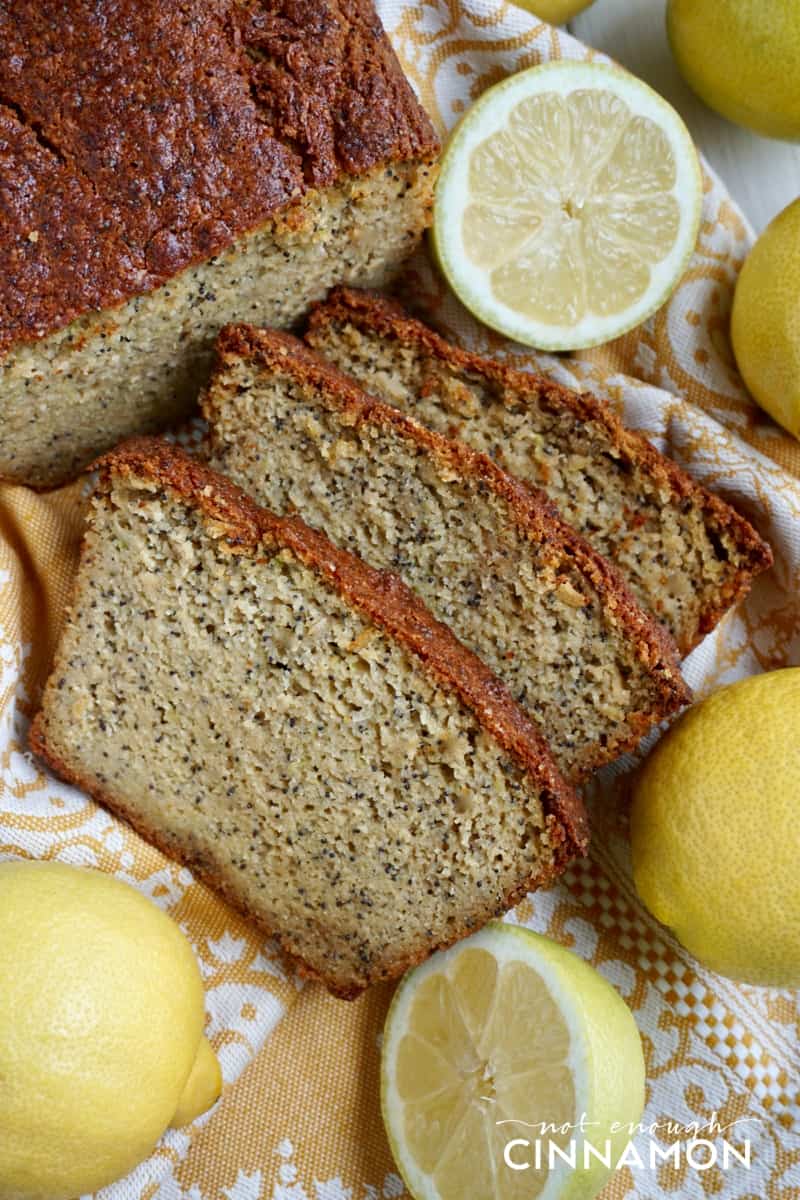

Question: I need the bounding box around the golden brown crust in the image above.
[205,323,691,774]
[30,436,588,994]
[306,288,773,653]
[0,3,439,355]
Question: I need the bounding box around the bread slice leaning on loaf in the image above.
[30,438,588,998]
[305,288,773,656]
[201,326,690,782]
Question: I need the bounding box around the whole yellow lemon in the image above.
[667,0,800,140]
[0,860,222,1200]
[731,198,800,439]
[510,0,596,24]
[631,671,800,988]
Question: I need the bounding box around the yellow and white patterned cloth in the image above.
[1,3,798,1197]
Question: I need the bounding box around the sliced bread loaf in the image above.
[305,288,772,656]
[30,438,587,998]
[201,326,689,781]
[0,3,438,488]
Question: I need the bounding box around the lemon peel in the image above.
[732,198,800,440]
[632,671,800,987]
[0,860,221,1199]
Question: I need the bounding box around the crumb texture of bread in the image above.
[202,328,689,780]
[305,289,772,655]
[30,440,585,997]
[0,3,439,487]
[0,166,434,488]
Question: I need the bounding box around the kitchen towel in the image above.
[1,3,797,1198]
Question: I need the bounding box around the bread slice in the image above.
[201,326,690,782]
[305,288,773,656]
[30,438,587,998]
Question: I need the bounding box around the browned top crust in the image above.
[209,323,691,738]
[94,435,589,858]
[306,287,773,616]
[0,2,439,356]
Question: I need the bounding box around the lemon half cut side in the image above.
[433,61,703,351]
[381,923,645,1200]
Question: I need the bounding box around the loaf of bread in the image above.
[305,289,772,655]
[30,438,587,997]
[0,3,439,488]
[201,325,690,781]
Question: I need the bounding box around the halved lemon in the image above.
[433,61,703,350]
[381,923,645,1200]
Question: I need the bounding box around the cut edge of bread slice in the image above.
[304,287,773,657]
[30,436,588,998]
[202,324,691,780]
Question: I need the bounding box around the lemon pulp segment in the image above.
[434,63,702,350]
[382,922,645,1200]
[395,947,575,1199]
